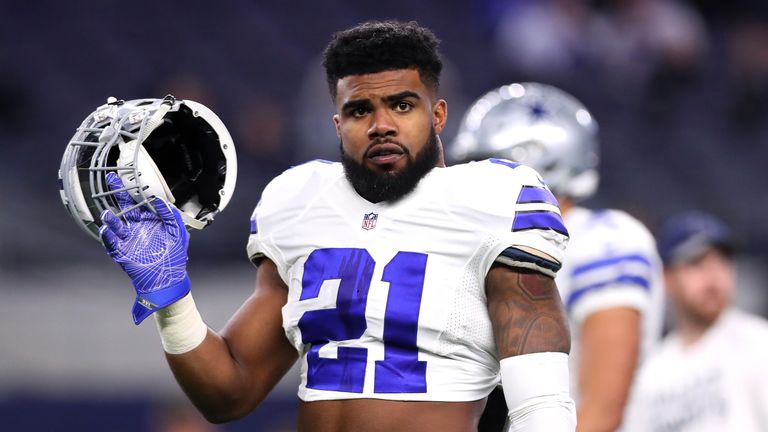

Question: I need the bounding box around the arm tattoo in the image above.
[486,265,571,358]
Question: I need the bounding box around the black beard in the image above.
[341,128,440,203]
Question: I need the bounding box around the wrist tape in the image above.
[154,293,208,354]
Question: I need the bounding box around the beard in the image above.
[341,127,440,204]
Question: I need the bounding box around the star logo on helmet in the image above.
[528,102,547,120]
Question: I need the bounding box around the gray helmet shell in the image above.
[451,83,599,200]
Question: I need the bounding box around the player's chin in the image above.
[696,301,727,322]
[366,157,409,174]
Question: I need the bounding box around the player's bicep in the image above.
[485,264,570,359]
[220,259,297,398]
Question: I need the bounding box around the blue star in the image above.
[529,102,547,120]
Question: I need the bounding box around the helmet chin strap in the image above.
[180,212,208,230]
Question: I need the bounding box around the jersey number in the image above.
[297,248,428,393]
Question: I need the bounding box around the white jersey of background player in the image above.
[452,82,664,432]
[559,207,664,380]
[247,158,569,401]
[622,211,768,432]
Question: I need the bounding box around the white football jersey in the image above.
[558,207,664,395]
[247,159,568,402]
[622,309,768,432]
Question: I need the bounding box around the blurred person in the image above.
[727,18,768,131]
[622,211,768,432]
[452,83,664,432]
[493,0,594,82]
[93,21,577,431]
[589,0,707,99]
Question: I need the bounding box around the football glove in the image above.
[99,172,191,325]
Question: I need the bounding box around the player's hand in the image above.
[99,172,190,325]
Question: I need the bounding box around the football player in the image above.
[95,21,576,431]
[622,211,768,431]
[452,83,664,432]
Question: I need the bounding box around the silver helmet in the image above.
[59,95,237,241]
[451,82,599,200]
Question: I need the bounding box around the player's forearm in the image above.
[575,402,624,432]
[158,261,298,424]
[153,294,271,423]
[575,370,635,432]
[575,308,641,432]
[165,330,260,423]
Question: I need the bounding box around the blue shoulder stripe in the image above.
[512,210,569,236]
[250,217,258,234]
[489,158,519,169]
[517,185,559,207]
[567,275,651,309]
[571,254,652,277]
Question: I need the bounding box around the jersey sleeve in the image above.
[246,160,334,275]
[564,211,661,324]
[461,159,570,278]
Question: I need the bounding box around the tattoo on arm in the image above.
[486,265,571,358]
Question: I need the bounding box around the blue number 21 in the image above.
[297,248,428,394]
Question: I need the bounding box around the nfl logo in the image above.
[362,212,378,230]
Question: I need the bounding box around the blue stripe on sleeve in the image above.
[250,217,258,234]
[512,211,569,236]
[489,158,519,169]
[517,186,559,207]
[571,254,652,277]
[566,275,650,309]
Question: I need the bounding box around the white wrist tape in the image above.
[154,293,208,354]
[500,352,576,431]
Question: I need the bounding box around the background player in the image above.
[622,211,768,431]
[96,21,576,431]
[452,83,664,432]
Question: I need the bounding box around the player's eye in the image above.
[350,107,370,118]
[393,101,412,112]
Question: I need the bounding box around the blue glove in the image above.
[99,172,190,325]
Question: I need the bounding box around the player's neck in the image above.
[435,136,446,168]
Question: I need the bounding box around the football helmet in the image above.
[450,83,599,200]
[59,95,237,241]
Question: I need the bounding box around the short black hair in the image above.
[322,20,443,101]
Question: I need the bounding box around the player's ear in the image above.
[333,114,341,138]
[432,99,447,135]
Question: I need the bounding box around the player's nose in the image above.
[367,108,397,139]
